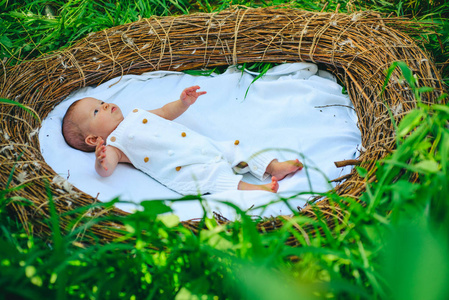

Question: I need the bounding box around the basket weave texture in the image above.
[0,7,445,244]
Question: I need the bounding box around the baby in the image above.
[62,86,303,195]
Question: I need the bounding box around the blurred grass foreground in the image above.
[1,0,449,299]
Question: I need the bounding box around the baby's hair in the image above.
[62,99,96,152]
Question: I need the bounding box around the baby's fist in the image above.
[95,137,108,170]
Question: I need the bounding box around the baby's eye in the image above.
[94,109,99,116]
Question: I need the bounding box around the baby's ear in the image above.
[85,134,100,146]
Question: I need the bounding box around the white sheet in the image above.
[39,63,362,220]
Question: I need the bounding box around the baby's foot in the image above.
[238,177,279,193]
[268,159,303,180]
[262,176,279,193]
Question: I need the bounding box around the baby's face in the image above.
[72,97,124,140]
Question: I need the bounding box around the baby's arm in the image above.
[95,137,130,177]
[150,85,206,121]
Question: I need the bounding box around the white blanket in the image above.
[39,63,361,220]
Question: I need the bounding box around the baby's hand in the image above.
[95,137,108,171]
[180,85,207,106]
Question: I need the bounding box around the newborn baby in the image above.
[62,86,303,195]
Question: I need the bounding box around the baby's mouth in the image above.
[111,106,117,113]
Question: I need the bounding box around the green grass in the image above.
[1,0,449,299]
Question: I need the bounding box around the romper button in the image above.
[144,157,149,163]
[133,109,138,113]
[176,166,182,171]
[142,118,148,124]
[168,150,174,156]
[181,132,186,137]
[234,140,240,145]
[110,136,116,142]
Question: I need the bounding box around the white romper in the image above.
[106,109,276,195]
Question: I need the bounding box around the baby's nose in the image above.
[102,103,109,110]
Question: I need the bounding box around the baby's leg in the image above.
[266,159,303,180]
[238,176,279,193]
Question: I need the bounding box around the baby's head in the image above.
[62,97,124,152]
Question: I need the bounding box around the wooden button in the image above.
[142,118,148,124]
[181,132,186,137]
[133,109,138,113]
[144,157,149,163]
[234,140,240,145]
[176,166,182,171]
[110,136,116,142]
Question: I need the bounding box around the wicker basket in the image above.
[0,7,445,244]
